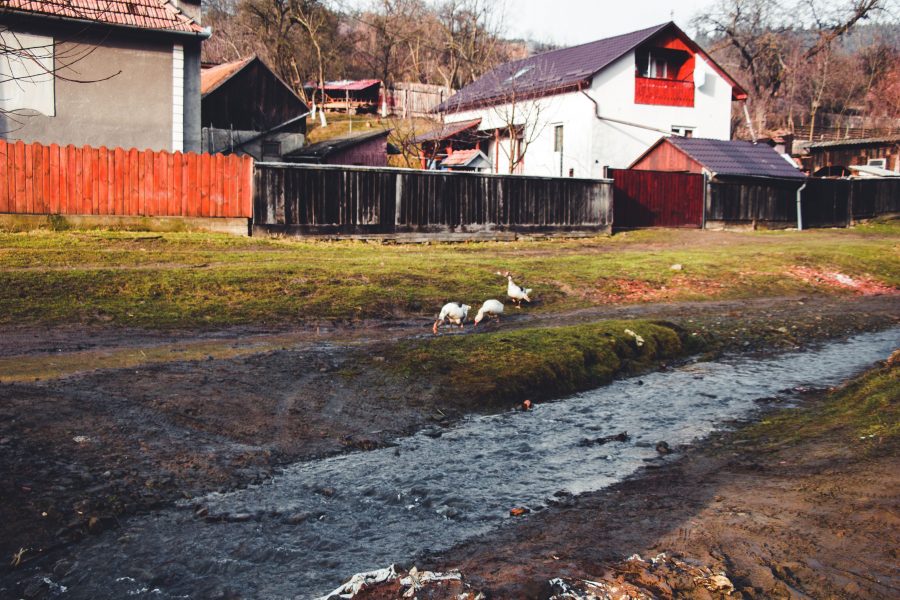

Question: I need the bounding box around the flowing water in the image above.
[10,329,900,599]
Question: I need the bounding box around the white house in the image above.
[432,22,747,178]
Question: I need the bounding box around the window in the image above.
[671,126,694,138]
[262,140,282,157]
[553,125,564,152]
[0,31,55,116]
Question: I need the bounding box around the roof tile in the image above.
[6,0,204,34]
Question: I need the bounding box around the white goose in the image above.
[433,302,470,334]
[501,272,532,307]
[473,299,504,326]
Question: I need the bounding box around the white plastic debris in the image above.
[72,436,91,444]
[315,564,399,599]
[400,567,463,597]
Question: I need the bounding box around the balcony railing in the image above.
[635,77,695,107]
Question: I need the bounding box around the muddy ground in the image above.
[415,384,899,600]
[0,293,898,597]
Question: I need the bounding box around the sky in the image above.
[500,0,716,45]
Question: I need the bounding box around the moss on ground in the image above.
[741,354,900,450]
[0,221,897,328]
[380,320,691,408]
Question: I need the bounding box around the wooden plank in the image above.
[47,144,60,214]
[144,149,156,216]
[23,141,35,213]
[0,141,7,213]
[241,156,253,218]
[199,153,209,217]
[127,149,138,216]
[186,153,199,217]
[112,148,124,215]
[39,143,50,214]
[157,151,167,216]
[97,147,108,215]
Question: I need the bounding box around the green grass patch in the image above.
[0,222,897,328]
[381,320,690,408]
[742,357,900,449]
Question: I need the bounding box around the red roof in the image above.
[5,0,205,34]
[442,149,489,167]
[311,79,382,92]
[413,119,482,144]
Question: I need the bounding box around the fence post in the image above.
[701,173,708,230]
[394,171,403,231]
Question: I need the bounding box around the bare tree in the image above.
[485,65,554,174]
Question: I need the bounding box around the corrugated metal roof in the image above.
[5,0,205,34]
[308,79,382,92]
[666,137,807,179]
[442,149,489,167]
[413,119,482,143]
[201,57,255,96]
[807,135,900,149]
[285,129,390,159]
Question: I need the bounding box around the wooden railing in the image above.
[634,77,694,107]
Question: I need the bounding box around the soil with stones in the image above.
[0,293,897,594]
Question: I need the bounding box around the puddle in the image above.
[6,328,898,599]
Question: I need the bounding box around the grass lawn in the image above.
[0,222,897,328]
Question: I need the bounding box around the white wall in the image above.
[586,51,733,172]
[442,50,734,177]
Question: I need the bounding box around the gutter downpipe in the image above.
[581,90,675,136]
[796,180,807,231]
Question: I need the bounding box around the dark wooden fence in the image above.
[609,169,704,229]
[0,139,253,218]
[706,178,801,228]
[254,163,613,237]
[707,176,900,229]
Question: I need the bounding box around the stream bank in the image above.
[0,294,897,598]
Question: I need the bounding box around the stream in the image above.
[9,328,899,599]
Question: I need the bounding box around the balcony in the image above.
[635,77,694,107]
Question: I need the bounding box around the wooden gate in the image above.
[609,169,705,228]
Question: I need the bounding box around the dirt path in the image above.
[0,293,897,591]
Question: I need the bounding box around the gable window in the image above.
[0,31,56,116]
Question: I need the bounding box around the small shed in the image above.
[630,136,806,180]
[284,129,392,167]
[413,119,487,170]
[629,136,807,229]
[305,79,382,114]
[201,56,309,160]
[805,135,900,176]
[440,149,492,172]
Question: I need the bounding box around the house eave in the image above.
[2,8,211,39]
[434,80,591,115]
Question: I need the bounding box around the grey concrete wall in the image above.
[0,26,175,151]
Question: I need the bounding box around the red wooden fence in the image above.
[0,139,253,218]
[609,168,705,229]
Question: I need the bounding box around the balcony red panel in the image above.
[635,77,694,107]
